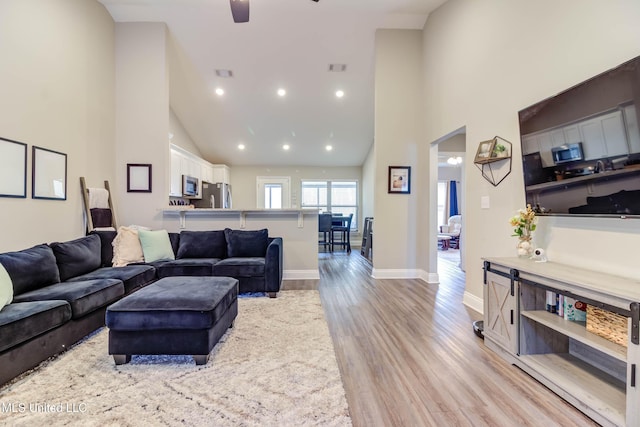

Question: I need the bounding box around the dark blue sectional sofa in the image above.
[0,228,283,385]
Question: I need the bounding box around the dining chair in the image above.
[318,213,333,252]
[331,213,353,253]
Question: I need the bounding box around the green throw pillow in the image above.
[138,229,175,263]
[0,263,14,312]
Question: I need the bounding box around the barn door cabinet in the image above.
[483,257,640,427]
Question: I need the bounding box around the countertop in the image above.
[526,164,640,193]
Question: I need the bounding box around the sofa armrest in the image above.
[264,237,283,293]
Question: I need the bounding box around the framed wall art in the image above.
[32,146,67,200]
[127,163,152,193]
[474,139,496,163]
[0,137,27,198]
[388,166,411,194]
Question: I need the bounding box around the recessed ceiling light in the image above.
[325,145,333,151]
[215,69,233,78]
[215,88,224,96]
[277,88,286,97]
[238,144,245,150]
[282,144,290,151]
[335,90,344,98]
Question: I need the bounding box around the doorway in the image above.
[257,176,291,209]
[431,128,466,271]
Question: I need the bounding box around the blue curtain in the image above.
[449,181,459,216]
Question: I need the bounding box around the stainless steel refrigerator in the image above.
[194,182,232,209]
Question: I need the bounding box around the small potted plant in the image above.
[493,143,507,157]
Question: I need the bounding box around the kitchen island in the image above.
[162,208,319,280]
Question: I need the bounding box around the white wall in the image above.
[420,0,640,311]
[169,108,201,155]
[361,144,375,219]
[114,22,170,229]
[372,30,424,276]
[0,0,115,252]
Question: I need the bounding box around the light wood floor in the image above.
[283,251,598,427]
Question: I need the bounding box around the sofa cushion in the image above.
[112,226,145,267]
[50,234,102,282]
[68,265,156,294]
[13,279,124,319]
[89,230,118,267]
[106,276,238,331]
[154,258,219,279]
[213,257,265,277]
[224,228,268,258]
[0,264,13,311]
[0,300,72,352]
[0,244,60,295]
[177,230,226,259]
[138,229,175,263]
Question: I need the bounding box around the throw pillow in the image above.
[0,244,60,295]
[0,263,13,312]
[224,228,269,258]
[177,230,226,259]
[138,229,175,263]
[50,234,102,281]
[112,226,145,267]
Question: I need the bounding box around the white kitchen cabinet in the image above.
[521,135,539,155]
[169,144,230,197]
[212,165,231,184]
[579,117,608,160]
[538,133,555,167]
[563,124,581,144]
[623,104,640,153]
[579,111,629,160]
[601,111,629,157]
[169,150,183,197]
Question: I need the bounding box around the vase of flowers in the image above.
[510,204,537,257]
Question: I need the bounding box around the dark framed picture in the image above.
[127,163,152,193]
[32,146,67,200]
[388,166,411,194]
[474,139,496,163]
[0,137,27,198]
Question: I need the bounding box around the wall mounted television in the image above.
[518,54,640,218]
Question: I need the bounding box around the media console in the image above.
[483,257,640,427]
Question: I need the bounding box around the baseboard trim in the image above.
[371,269,437,284]
[283,270,320,280]
[418,270,439,284]
[463,291,483,315]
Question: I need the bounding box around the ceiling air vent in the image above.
[215,69,234,78]
[328,64,347,72]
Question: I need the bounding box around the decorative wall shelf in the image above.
[474,136,512,186]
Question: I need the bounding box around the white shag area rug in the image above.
[0,291,351,426]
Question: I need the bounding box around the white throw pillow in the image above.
[0,263,14,312]
[112,226,146,267]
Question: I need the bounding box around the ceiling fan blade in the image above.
[230,0,249,23]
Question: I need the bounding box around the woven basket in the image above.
[586,306,628,347]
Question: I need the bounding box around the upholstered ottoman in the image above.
[105,276,238,365]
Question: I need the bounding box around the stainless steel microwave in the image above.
[182,175,199,197]
[552,143,584,165]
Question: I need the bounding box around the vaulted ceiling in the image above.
[100,0,447,167]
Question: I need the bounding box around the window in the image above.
[302,180,358,230]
